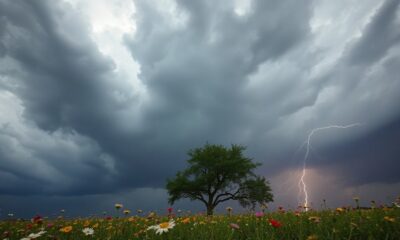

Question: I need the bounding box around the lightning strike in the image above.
[299,123,362,211]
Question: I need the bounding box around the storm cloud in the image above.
[0,0,399,217]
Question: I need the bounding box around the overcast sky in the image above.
[0,0,400,218]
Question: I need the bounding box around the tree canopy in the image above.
[166,143,273,215]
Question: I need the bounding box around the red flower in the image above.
[106,216,112,220]
[32,215,43,224]
[167,207,173,214]
[268,219,282,228]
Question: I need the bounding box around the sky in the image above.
[0,0,399,218]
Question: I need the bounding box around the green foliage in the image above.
[166,143,273,215]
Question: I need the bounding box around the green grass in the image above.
[1,207,399,239]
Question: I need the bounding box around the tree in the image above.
[166,143,273,215]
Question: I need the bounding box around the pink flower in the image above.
[229,223,240,230]
[255,212,264,218]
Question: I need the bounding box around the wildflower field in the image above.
[1,203,399,240]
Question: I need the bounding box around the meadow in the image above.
[1,201,399,240]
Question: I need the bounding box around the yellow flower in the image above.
[384,216,396,223]
[308,216,321,223]
[307,235,318,240]
[83,220,90,227]
[335,207,344,213]
[123,209,131,215]
[93,223,99,228]
[60,226,73,233]
[114,203,123,210]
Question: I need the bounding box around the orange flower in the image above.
[60,226,73,233]
[181,217,190,224]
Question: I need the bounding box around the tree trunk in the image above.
[206,204,214,216]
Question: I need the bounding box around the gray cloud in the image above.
[0,0,399,217]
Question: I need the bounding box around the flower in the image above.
[335,207,345,213]
[123,209,131,215]
[268,219,282,228]
[26,231,46,239]
[384,216,396,223]
[308,216,321,223]
[114,203,123,210]
[147,220,176,235]
[226,207,233,216]
[82,228,94,236]
[167,207,173,214]
[60,226,73,233]
[181,217,190,224]
[31,215,43,224]
[260,203,268,210]
[278,206,286,213]
[147,211,156,219]
[229,223,240,230]
[307,234,318,240]
[255,212,264,218]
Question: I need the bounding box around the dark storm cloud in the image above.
[0,0,315,198]
[0,0,400,217]
[0,0,130,194]
[302,0,400,185]
[347,0,400,65]
[320,118,400,186]
[124,0,313,152]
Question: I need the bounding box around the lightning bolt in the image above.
[299,123,362,211]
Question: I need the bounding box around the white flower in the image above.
[147,220,176,235]
[26,230,46,239]
[82,228,94,236]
